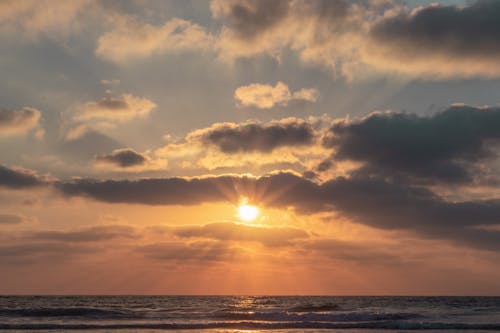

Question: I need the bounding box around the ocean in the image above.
[0,296,499,332]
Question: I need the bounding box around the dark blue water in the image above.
[0,296,499,332]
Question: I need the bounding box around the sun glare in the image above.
[238,204,259,222]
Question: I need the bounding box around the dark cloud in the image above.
[174,222,308,247]
[372,0,500,60]
[213,0,353,39]
[137,241,241,263]
[95,148,147,168]
[212,0,292,39]
[0,108,41,136]
[57,171,500,251]
[323,106,500,184]
[29,225,139,242]
[57,174,243,205]
[0,214,25,225]
[0,165,46,189]
[191,120,315,153]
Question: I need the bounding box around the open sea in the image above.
[0,296,499,332]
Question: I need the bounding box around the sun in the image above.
[237,203,259,222]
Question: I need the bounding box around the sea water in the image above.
[0,295,499,332]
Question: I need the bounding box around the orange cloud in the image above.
[0,0,94,39]
[0,108,41,136]
[76,94,156,121]
[96,17,214,63]
[234,82,318,109]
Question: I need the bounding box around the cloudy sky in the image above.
[2,0,500,295]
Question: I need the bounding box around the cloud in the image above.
[368,0,500,78]
[174,222,308,247]
[0,0,93,39]
[94,148,168,172]
[56,171,500,251]
[0,213,28,225]
[187,118,316,153]
[212,0,379,75]
[234,82,318,109]
[0,108,41,136]
[96,17,213,63]
[95,148,146,168]
[322,105,500,184]
[137,240,242,263]
[76,94,156,121]
[0,243,98,264]
[29,225,139,242]
[213,0,500,79]
[56,173,244,205]
[0,165,46,189]
[157,117,331,172]
[304,238,411,265]
[64,124,91,141]
[211,0,291,40]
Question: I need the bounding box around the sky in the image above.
[1,0,500,295]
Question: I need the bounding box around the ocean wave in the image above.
[287,303,341,312]
[0,307,132,318]
[1,321,500,330]
[212,310,421,322]
[0,306,422,323]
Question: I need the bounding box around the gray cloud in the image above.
[190,119,316,153]
[213,0,500,78]
[95,148,147,168]
[57,174,246,205]
[212,0,291,40]
[0,165,46,189]
[0,108,41,136]
[322,105,500,184]
[372,0,500,61]
[174,222,308,247]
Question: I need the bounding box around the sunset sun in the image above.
[237,203,259,222]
